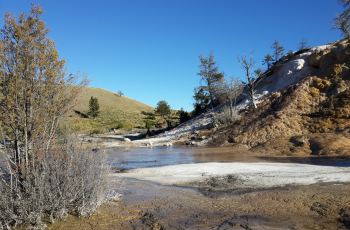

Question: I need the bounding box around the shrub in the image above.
[333,63,348,78]
[312,78,331,90]
[216,106,241,125]
[0,139,109,229]
[178,109,191,124]
[309,87,320,97]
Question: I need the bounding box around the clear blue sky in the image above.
[0,0,344,110]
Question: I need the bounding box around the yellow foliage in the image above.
[333,63,348,78]
[309,87,320,97]
[312,78,331,90]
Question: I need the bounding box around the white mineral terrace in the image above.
[114,162,350,188]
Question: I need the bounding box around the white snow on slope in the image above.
[115,162,350,188]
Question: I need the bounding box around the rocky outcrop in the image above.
[210,39,350,156]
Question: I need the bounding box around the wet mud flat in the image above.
[50,147,350,229]
[50,177,350,230]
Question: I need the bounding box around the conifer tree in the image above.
[88,96,100,118]
[262,54,274,70]
[0,5,84,168]
[271,40,284,62]
[194,54,224,114]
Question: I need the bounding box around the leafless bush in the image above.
[0,139,109,229]
[216,105,241,126]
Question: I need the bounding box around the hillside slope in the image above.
[140,39,350,155]
[210,39,350,156]
[74,87,153,114]
[65,87,153,133]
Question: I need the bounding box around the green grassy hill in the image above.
[64,87,153,134]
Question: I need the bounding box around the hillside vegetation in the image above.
[65,87,153,134]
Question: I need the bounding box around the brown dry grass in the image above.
[63,87,154,134]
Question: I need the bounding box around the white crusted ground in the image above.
[115,162,350,188]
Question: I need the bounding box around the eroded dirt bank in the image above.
[50,178,350,230]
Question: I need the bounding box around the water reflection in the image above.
[106,146,260,170]
[106,147,196,170]
[106,146,350,170]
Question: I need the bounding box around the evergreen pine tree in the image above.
[88,96,100,118]
[262,54,274,70]
[271,40,284,62]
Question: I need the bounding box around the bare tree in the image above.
[299,38,309,50]
[223,78,243,119]
[334,0,350,39]
[239,56,257,109]
[254,68,264,78]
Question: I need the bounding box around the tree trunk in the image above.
[229,98,233,119]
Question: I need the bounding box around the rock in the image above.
[163,142,172,147]
[335,45,349,63]
[140,212,165,230]
[308,53,323,68]
[308,47,332,68]
[145,141,153,147]
[185,141,197,146]
[310,202,329,216]
[123,137,131,142]
[290,135,308,147]
[339,208,350,229]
